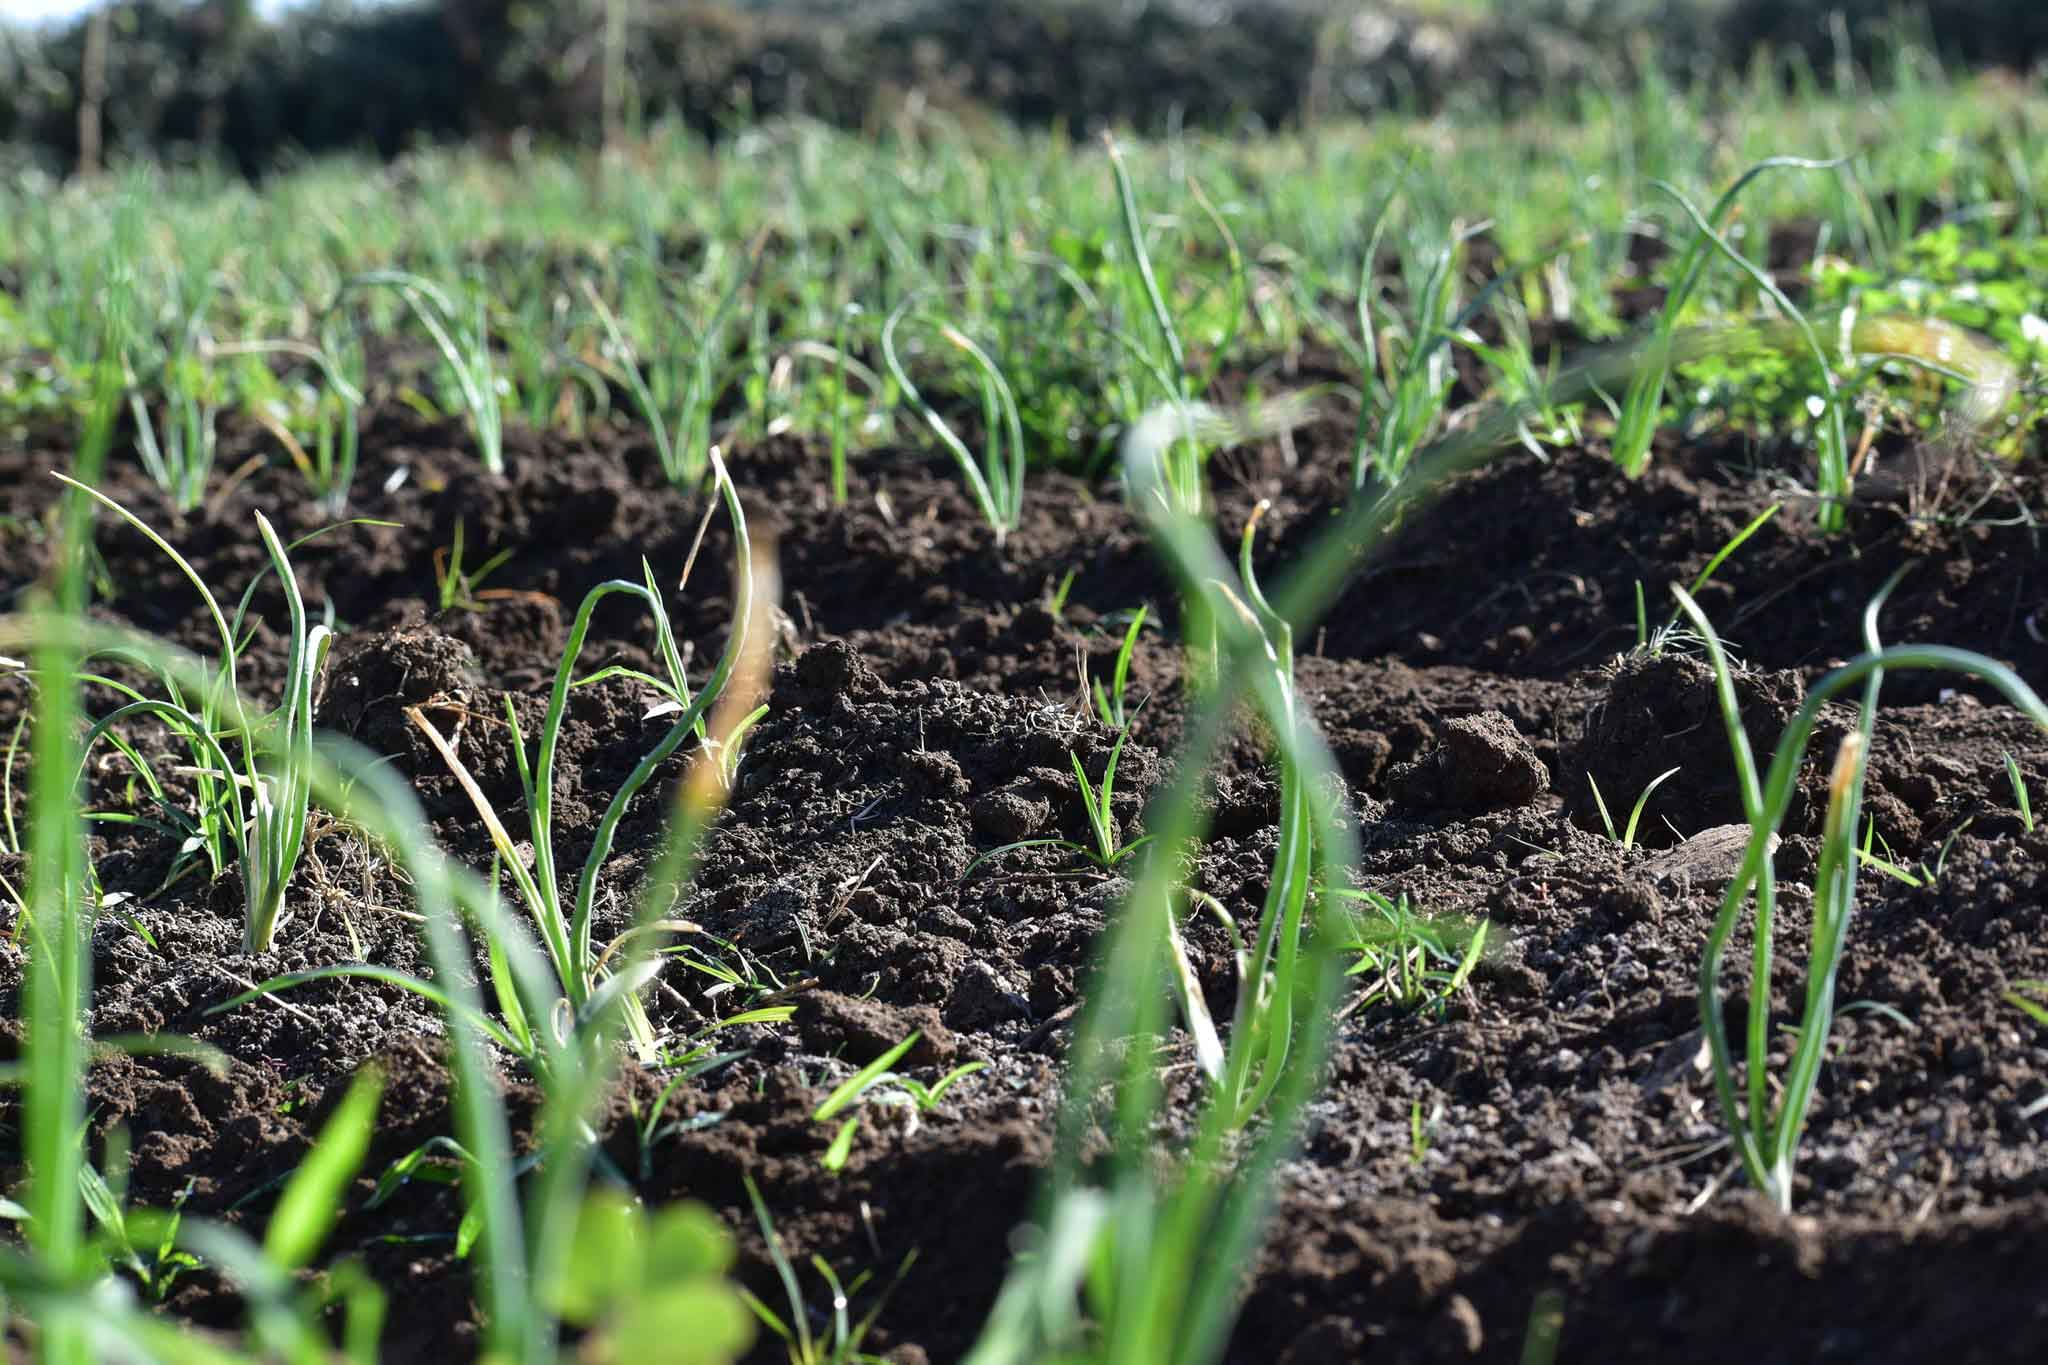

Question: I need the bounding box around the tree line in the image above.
[1,1,2040,177]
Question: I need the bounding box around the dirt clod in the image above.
[793,991,960,1068]
[1569,651,1810,844]
[1388,710,1550,811]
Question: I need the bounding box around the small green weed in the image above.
[1333,890,1490,1016]
[1408,1098,1443,1166]
[432,519,515,613]
[2005,752,2036,832]
[1634,502,1782,655]
[1588,766,1680,848]
[545,1190,754,1365]
[1091,606,1149,731]
[1674,574,2048,1211]
[809,1032,988,1175]
[812,1033,922,1175]
[965,729,1151,877]
[742,1176,913,1365]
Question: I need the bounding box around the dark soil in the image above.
[1,392,2045,1363]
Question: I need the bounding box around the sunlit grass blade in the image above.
[1672,576,2048,1210]
[264,1065,383,1271]
[1611,157,1844,481]
[880,300,1027,542]
[1654,179,1850,530]
[340,271,504,475]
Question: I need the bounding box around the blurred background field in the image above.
[2,1,2044,473]
[1,1,2044,175]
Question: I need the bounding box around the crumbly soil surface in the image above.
[1,399,2045,1363]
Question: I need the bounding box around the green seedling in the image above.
[1855,824,1922,886]
[2005,984,2048,1121]
[1588,766,1680,848]
[210,331,368,517]
[769,319,882,507]
[969,399,1364,1365]
[171,1064,389,1359]
[340,270,504,475]
[1195,500,1334,1126]
[714,703,770,794]
[56,476,332,953]
[813,1033,921,1175]
[1,669,26,855]
[544,1190,754,1365]
[964,730,1152,877]
[1611,158,1844,484]
[2005,752,2036,833]
[365,1135,483,1257]
[406,454,758,1054]
[1674,574,2048,1211]
[1099,135,1247,516]
[1103,133,1186,388]
[215,454,771,1132]
[1852,818,1966,888]
[0,594,555,1360]
[308,387,362,517]
[882,1061,989,1115]
[1046,568,1078,617]
[1337,196,1568,487]
[572,549,716,730]
[1654,179,1853,531]
[742,1176,912,1365]
[804,1044,987,1178]
[1521,1289,1567,1365]
[498,285,611,437]
[8,352,124,1359]
[1092,607,1149,731]
[4,1064,390,1360]
[72,1132,201,1304]
[1636,502,1782,654]
[2008,981,2048,1029]
[433,520,516,613]
[669,931,791,1008]
[829,303,860,504]
[1360,222,1483,487]
[127,381,218,518]
[818,1119,857,1175]
[265,1066,385,1271]
[126,282,222,515]
[1333,889,1490,1016]
[630,1006,795,1177]
[584,245,759,487]
[1450,296,1586,459]
[1409,1099,1443,1166]
[968,269,2001,1360]
[881,302,1029,544]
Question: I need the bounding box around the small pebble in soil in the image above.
[1640,823,1779,894]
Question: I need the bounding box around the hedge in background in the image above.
[0,0,2041,175]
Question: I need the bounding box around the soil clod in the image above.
[1388,710,1550,811]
